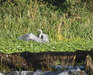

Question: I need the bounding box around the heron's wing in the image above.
[39,33,49,43]
[18,33,49,43]
[18,33,32,41]
[29,33,44,43]
[43,35,49,42]
[18,33,44,43]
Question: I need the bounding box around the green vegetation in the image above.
[0,0,93,53]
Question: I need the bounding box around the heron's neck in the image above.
[40,30,43,34]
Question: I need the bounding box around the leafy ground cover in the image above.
[0,0,93,53]
[0,38,93,54]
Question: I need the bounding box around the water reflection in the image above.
[0,65,87,75]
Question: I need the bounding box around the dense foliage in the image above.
[0,0,93,53]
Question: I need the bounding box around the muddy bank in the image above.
[0,50,92,72]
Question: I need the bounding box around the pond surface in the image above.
[0,65,87,75]
[0,50,92,75]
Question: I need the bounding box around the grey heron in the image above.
[18,33,43,43]
[18,29,49,43]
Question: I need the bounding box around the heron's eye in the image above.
[41,35,43,39]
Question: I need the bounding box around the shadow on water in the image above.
[75,50,93,63]
[20,52,76,71]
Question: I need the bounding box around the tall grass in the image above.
[0,0,93,53]
[0,0,93,41]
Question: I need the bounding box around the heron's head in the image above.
[37,29,43,33]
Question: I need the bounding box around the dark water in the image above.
[0,50,92,75]
[0,65,87,75]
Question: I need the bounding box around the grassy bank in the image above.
[0,38,93,54]
[0,0,93,53]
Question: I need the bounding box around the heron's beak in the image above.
[37,29,42,32]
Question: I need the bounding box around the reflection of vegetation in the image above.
[55,60,61,65]
[0,64,10,72]
[0,0,93,53]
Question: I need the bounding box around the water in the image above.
[0,65,87,75]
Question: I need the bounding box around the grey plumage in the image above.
[38,29,49,43]
[18,29,49,43]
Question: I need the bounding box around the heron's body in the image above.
[39,33,49,43]
[18,33,43,43]
[18,29,49,43]
[38,29,49,43]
